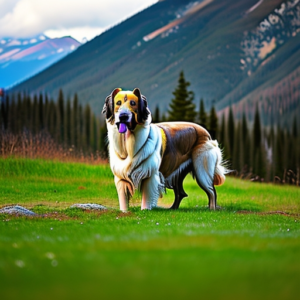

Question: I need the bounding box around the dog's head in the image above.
[102,88,150,133]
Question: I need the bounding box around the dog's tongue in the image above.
[119,123,127,133]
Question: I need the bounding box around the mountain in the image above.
[0,35,81,88]
[9,0,300,127]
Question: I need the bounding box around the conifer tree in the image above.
[49,100,56,139]
[57,89,64,143]
[152,105,160,123]
[0,98,3,130]
[232,121,241,172]
[16,93,23,133]
[72,94,79,147]
[218,113,229,159]
[65,98,71,146]
[252,105,265,178]
[9,96,17,134]
[38,93,44,131]
[24,95,32,132]
[44,95,50,132]
[227,107,235,158]
[199,98,207,128]
[208,105,218,140]
[92,115,98,152]
[79,104,84,149]
[2,94,9,130]
[33,95,39,134]
[84,104,91,150]
[168,71,196,122]
[241,113,250,170]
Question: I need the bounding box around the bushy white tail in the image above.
[192,139,228,209]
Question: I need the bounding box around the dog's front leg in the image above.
[114,176,130,212]
[141,175,159,210]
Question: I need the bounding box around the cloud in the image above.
[0,0,157,40]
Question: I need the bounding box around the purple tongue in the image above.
[119,123,127,133]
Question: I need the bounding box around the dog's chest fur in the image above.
[107,120,163,190]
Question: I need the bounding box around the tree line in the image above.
[0,71,299,185]
[0,90,107,156]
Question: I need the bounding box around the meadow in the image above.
[0,157,299,300]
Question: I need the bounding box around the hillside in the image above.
[10,0,300,126]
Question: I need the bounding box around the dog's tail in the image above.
[212,140,228,186]
[192,139,229,210]
[203,140,228,186]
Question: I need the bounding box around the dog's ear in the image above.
[133,88,150,123]
[102,88,122,120]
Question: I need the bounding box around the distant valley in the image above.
[0,35,80,88]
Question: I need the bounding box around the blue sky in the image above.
[0,0,158,43]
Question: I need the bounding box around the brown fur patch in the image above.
[158,122,210,178]
[214,174,225,186]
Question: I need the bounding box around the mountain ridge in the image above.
[9,0,300,127]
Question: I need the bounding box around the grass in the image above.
[0,157,300,300]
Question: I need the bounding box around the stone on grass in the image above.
[0,205,36,216]
[70,203,107,210]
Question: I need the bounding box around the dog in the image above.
[102,88,227,212]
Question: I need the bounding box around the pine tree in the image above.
[218,113,229,159]
[8,95,17,134]
[227,107,235,158]
[38,93,44,131]
[49,100,56,139]
[3,94,9,130]
[72,94,80,148]
[84,104,91,150]
[0,97,3,130]
[24,95,32,132]
[16,93,23,133]
[241,113,250,170]
[44,95,50,132]
[168,71,197,122]
[64,98,71,146]
[57,89,64,143]
[79,104,84,150]
[208,105,218,140]
[231,121,239,172]
[252,105,265,178]
[199,98,207,128]
[33,95,39,134]
[152,105,160,123]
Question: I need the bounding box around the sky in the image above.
[0,0,158,43]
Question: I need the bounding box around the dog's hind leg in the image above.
[165,160,193,209]
[169,177,188,209]
[192,141,225,210]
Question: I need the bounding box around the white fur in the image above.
[192,140,226,209]
[107,115,164,211]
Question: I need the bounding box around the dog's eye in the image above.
[116,101,122,105]
[130,101,136,106]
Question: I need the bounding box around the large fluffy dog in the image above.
[103,88,227,212]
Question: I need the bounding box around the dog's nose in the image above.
[119,113,129,123]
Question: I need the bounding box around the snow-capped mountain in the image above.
[0,34,81,88]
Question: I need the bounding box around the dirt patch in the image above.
[116,211,134,218]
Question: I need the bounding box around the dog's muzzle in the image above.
[115,108,133,134]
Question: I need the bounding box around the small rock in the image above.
[70,203,107,210]
[0,205,36,216]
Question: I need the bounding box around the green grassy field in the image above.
[0,158,299,300]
